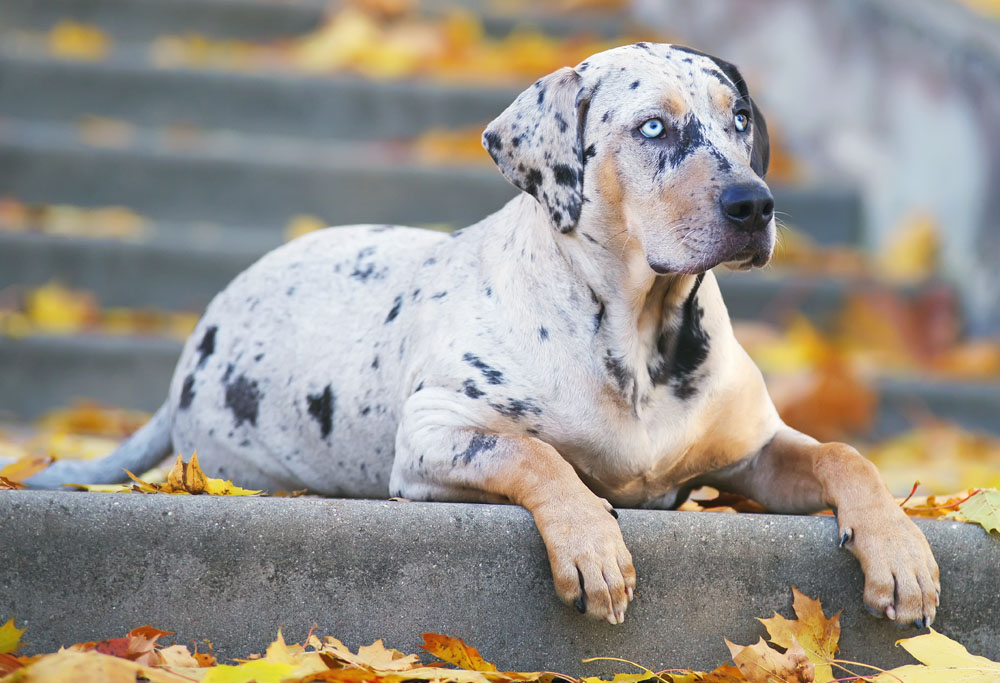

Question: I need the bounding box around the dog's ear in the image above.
[707,57,770,178]
[482,67,589,233]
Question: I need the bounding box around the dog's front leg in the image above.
[392,398,635,623]
[707,427,940,627]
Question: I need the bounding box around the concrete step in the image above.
[0,119,862,240]
[0,52,518,141]
[0,121,517,228]
[0,0,629,44]
[1,334,998,436]
[2,493,997,672]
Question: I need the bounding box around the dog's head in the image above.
[482,42,774,274]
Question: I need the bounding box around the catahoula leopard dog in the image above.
[26,42,939,627]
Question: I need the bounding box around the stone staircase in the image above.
[0,0,996,435]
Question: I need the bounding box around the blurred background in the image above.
[0,0,997,496]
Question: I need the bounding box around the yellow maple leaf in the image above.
[0,619,26,655]
[725,636,814,683]
[874,629,1000,682]
[956,489,1000,534]
[758,587,840,682]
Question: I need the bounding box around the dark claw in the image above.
[864,603,884,618]
[609,507,619,519]
[839,531,850,548]
[574,596,586,613]
[914,617,925,629]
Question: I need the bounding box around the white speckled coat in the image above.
[25,43,938,629]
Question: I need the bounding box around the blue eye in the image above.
[639,118,664,138]
[734,112,750,132]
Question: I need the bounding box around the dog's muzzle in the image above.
[720,182,774,268]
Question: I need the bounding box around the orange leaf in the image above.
[759,587,839,682]
[420,634,497,672]
[0,455,53,483]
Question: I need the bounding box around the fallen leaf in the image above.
[125,454,262,496]
[758,587,839,682]
[725,637,814,682]
[956,489,1000,534]
[13,649,190,682]
[0,619,26,655]
[48,21,111,61]
[874,629,1000,682]
[0,454,53,483]
[421,634,497,672]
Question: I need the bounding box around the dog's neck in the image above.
[479,194,704,407]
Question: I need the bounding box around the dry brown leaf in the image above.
[725,637,814,683]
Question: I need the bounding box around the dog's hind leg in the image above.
[24,401,174,489]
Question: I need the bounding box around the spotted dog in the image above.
[27,43,939,628]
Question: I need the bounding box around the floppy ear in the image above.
[482,67,589,233]
[707,57,770,178]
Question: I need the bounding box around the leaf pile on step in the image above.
[3,589,1000,682]
[0,282,198,340]
[0,196,149,241]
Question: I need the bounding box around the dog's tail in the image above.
[22,401,174,489]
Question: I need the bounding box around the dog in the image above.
[26,42,939,627]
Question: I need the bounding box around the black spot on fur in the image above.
[554,112,569,133]
[594,302,606,333]
[385,295,403,323]
[552,164,577,187]
[583,144,597,165]
[454,432,498,465]
[489,397,543,420]
[671,274,710,399]
[539,326,549,340]
[307,385,335,440]
[371,356,380,369]
[605,353,632,395]
[483,131,503,153]
[708,146,732,172]
[669,115,707,167]
[536,87,546,105]
[463,353,504,385]
[630,80,640,89]
[431,291,448,299]
[360,405,371,416]
[225,374,261,427]
[179,374,196,409]
[601,111,611,123]
[196,326,217,369]
[647,274,710,398]
[463,379,485,399]
[522,168,543,197]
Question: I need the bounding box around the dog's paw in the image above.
[534,497,636,624]
[838,504,940,628]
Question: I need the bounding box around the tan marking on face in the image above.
[596,150,624,212]
[709,82,735,115]
[661,91,687,119]
[657,154,717,222]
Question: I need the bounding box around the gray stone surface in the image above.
[0,493,997,673]
[0,52,517,140]
[0,335,181,417]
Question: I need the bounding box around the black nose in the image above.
[720,183,774,233]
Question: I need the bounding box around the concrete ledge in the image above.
[0,52,517,140]
[0,493,997,673]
